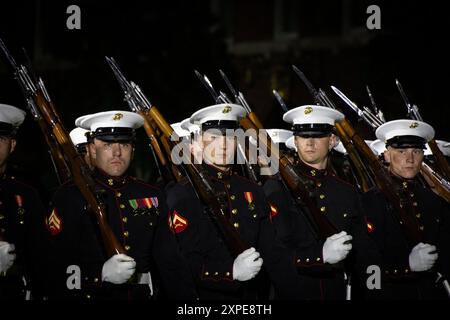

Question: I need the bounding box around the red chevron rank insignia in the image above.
[46,208,62,235]
[168,210,188,234]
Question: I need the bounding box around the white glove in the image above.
[102,254,136,284]
[0,241,16,274]
[322,231,353,264]
[232,247,263,281]
[409,243,438,272]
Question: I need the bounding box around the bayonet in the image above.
[292,65,321,105]
[331,86,380,129]
[105,56,138,111]
[331,86,365,118]
[219,69,239,101]
[365,85,385,123]
[217,69,252,112]
[272,89,289,113]
[395,79,423,121]
[194,70,220,103]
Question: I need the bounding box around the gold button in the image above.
[123,231,129,237]
[253,214,257,218]
[94,278,99,283]
[296,259,301,263]
[394,269,397,274]
[19,220,24,225]
[343,213,348,218]
[0,215,4,220]
[320,206,326,213]
[416,213,421,218]
[86,295,91,299]
[122,217,128,223]
[405,269,409,274]
[230,195,236,200]
[204,272,209,276]
[116,192,122,197]
[419,226,424,231]
[120,204,125,209]
[214,272,219,276]
[319,194,325,199]
[399,221,403,225]
[311,170,316,176]
[149,222,153,226]
[108,179,114,186]
[233,222,239,228]
[316,257,321,262]
[403,182,408,188]
[306,258,310,263]
[232,208,238,215]
[125,245,131,251]
[226,272,230,276]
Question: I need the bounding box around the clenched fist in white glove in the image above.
[0,241,16,274]
[233,247,263,281]
[322,231,353,264]
[409,243,438,272]
[102,254,136,284]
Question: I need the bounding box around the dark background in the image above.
[1,0,449,194]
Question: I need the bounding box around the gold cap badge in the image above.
[222,106,232,114]
[409,122,419,129]
[304,106,313,115]
[112,113,123,121]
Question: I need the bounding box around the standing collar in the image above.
[203,163,233,181]
[93,168,130,188]
[294,155,329,179]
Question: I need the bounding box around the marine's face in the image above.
[294,134,335,168]
[201,131,236,169]
[384,147,424,179]
[0,136,16,173]
[89,139,133,176]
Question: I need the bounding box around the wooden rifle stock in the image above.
[139,110,184,182]
[428,139,450,180]
[247,112,263,130]
[34,93,125,256]
[36,117,72,184]
[420,162,450,203]
[334,123,373,192]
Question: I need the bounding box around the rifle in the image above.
[0,38,125,256]
[396,79,450,180]
[105,57,183,184]
[420,162,450,203]
[291,65,375,192]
